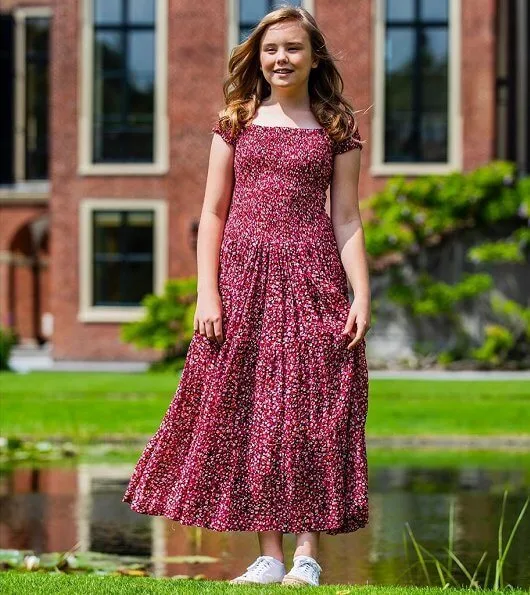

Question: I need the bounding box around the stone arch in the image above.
[5,213,50,344]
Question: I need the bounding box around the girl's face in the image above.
[259,20,317,92]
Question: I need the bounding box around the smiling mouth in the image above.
[274,69,293,74]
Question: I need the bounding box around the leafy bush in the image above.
[467,228,530,264]
[363,161,525,261]
[363,161,529,367]
[120,277,197,370]
[0,326,18,372]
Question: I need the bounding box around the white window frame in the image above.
[79,198,168,323]
[227,0,315,52]
[13,7,52,184]
[371,0,462,176]
[78,0,169,176]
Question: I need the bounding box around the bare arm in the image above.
[329,147,371,349]
[194,132,235,344]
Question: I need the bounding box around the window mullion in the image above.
[413,25,422,161]
[119,211,127,305]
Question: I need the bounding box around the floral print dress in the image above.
[122,117,369,535]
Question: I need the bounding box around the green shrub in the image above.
[363,161,529,367]
[472,325,515,365]
[468,228,530,264]
[120,277,197,370]
[363,161,526,261]
[0,326,18,372]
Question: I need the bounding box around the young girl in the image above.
[123,5,370,587]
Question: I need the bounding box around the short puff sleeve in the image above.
[332,119,363,156]
[211,119,239,147]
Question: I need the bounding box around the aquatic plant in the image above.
[402,489,529,590]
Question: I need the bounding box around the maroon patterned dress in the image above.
[122,117,369,535]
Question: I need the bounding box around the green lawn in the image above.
[0,372,529,441]
[1,574,528,595]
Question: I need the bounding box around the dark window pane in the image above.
[421,28,448,111]
[25,17,50,180]
[94,0,122,25]
[94,31,123,73]
[421,0,448,21]
[0,15,15,184]
[386,28,414,74]
[94,211,121,253]
[420,28,448,161]
[385,110,416,163]
[93,75,124,122]
[26,17,49,53]
[128,31,155,116]
[240,0,269,24]
[92,210,154,307]
[128,75,154,117]
[94,261,122,305]
[124,211,154,253]
[129,0,155,24]
[123,261,154,303]
[420,112,447,161]
[94,129,154,162]
[386,0,414,22]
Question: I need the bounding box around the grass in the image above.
[1,574,529,595]
[0,372,529,441]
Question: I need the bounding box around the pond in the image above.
[0,459,529,588]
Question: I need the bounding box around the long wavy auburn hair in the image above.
[215,5,366,147]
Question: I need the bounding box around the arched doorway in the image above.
[7,214,49,345]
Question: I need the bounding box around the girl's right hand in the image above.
[194,289,225,345]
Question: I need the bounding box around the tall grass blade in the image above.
[394,560,424,583]
[494,489,508,590]
[470,551,488,589]
[405,522,431,586]
[416,543,459,587]
[499,495,529,565]
[445,549,474,585]
[434,559,447,587]
[484,561,491,590]
[494,494,528,591]
[403,528,412,583]
[447,496,455,575]
[495,558,502,591]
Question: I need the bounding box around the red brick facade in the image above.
[0,0,502,361]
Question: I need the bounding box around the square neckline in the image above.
[248,122,326,132]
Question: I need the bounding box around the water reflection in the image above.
[0,463,528,587]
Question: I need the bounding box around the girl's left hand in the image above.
[341,296,371,350]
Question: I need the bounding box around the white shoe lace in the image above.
[244,556,274,578]
[293,559,321,583]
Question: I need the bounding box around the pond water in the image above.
[0,461,528,588]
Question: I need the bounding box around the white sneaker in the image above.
[281,555,322,587]
[229,555,286,584]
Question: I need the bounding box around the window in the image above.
[79,199,167,322]
[24,16,50,179]
[92,210,154,306]
[10,9,51,184]
[373,0,461,175]
[0,14,15,185]
[92,0,155,163]
[79,0,168,175]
